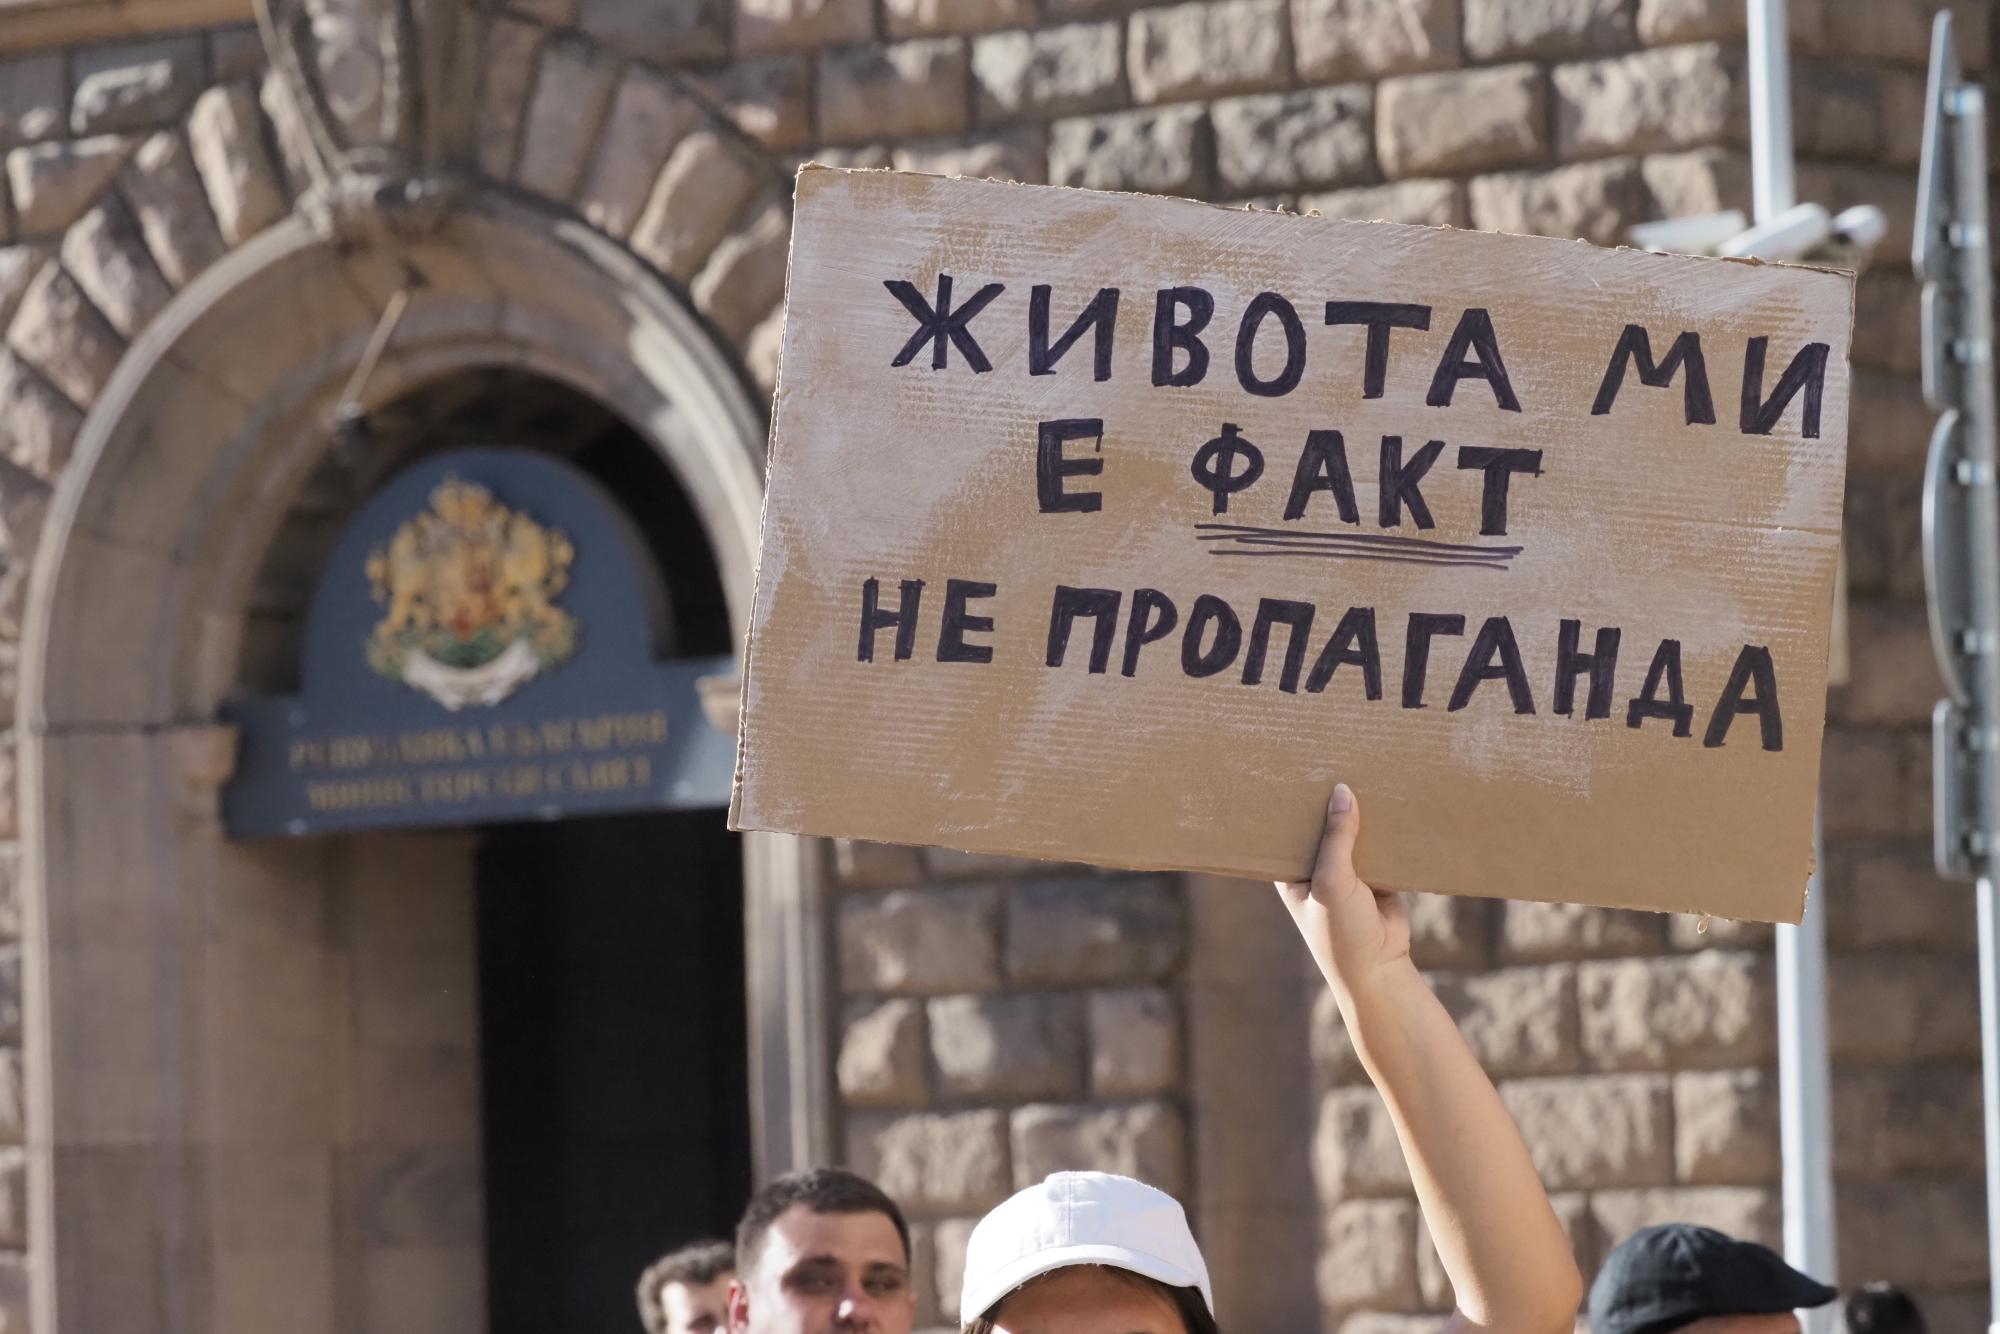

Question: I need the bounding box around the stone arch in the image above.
[0,19,800,516]
[14,181,828,1333]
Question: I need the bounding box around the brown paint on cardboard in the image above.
[730,167,1854,925]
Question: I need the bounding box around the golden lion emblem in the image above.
[365,477,578,709]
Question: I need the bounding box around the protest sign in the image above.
[729,167,1853,924]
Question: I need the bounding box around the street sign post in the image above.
[1915,14,2000,1331]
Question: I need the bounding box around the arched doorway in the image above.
[18,191,830,1334]
[228,365,756,1333]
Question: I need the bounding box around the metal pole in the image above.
[1917,15,2000,1330]
[1946,78,2000,1333]
[1981,875,2000,1331]
[1749,0,1838,1309]
[1778,810,1837,1304]
[1749,0,1797,221]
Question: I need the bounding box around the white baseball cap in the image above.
[958,1171,1214,1325]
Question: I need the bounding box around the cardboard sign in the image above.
[730,167,1854,924]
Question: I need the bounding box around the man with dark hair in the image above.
[727,1167,914,1333]
[638,1239,735,1334]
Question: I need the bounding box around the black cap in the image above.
[1589,1224,1838,1334]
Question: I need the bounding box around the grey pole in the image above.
[1955,76,2000,1334]
[1951,78,2000,1334]
[1915,13,2000,1331]
[1748,0,1796,218]
[1777,812,1836,1311]
[1749,0,1840,1309]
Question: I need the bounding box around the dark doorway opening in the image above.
[476,808,751,1334]
[456,378,748,1334]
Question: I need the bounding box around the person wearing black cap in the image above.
[1589,1223,1839,1334]
[1841,1283,1926,1334]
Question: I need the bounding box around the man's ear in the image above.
[726,1276,751,1333]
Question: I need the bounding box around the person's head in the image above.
[958,1172,1216,1334]
[963,1266,1218,1334]
[729,1167,913,1334]
[1589,1224,1837,1334]
[1841,1283,1926,1334]
[639,1240,736,1334]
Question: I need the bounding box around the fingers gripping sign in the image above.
[1276,783,1411,998]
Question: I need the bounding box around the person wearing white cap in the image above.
[955,784,1585,1334]
[959,1171,1217,1334]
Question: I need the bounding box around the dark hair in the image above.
[961,1265,1220,1334]
[635,1239,735,1334]
[1843,1284,1926,1334]
[735,1167,912,1275]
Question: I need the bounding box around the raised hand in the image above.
[1275,783,1411,1001]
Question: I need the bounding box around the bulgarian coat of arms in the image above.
[365,476,579,709]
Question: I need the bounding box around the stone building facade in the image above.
[0,0,1986,1331]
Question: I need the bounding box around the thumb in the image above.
[1309,783,1361,899]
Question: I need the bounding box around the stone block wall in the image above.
[0,851,22,1322]
[1310,896,1783,1330]
[829,842,1189,1331]
[752,0,1763,249]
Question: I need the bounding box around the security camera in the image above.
[1831,204,1888,253]
[1629,199,1889,269]
[1717,202,1834,261]
[1628,210,1748,255]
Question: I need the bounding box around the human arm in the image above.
[1276,784,1583,1334]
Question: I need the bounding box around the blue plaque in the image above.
[221,447,738,837]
